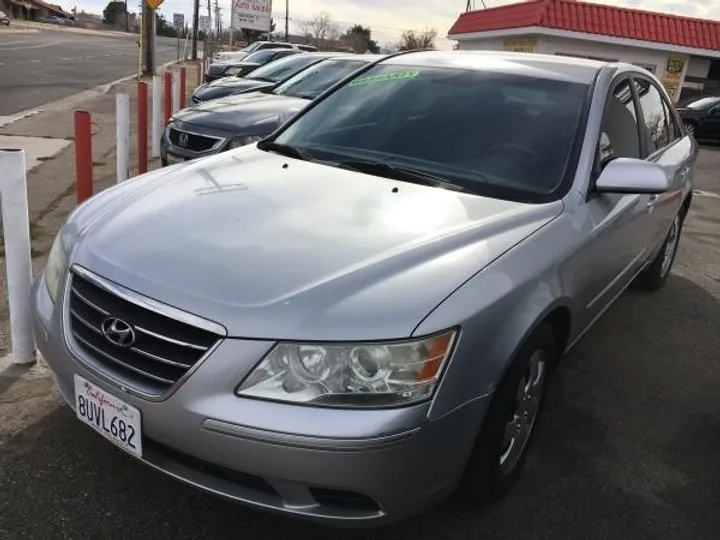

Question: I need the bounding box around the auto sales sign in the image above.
[232,0,272,32]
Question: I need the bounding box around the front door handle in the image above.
[647,194,660,208]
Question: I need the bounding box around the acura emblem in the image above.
[101,317,136,348]
[178,133,189,147]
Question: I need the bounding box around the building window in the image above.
[633,63,656,74]
[555,52,618,62]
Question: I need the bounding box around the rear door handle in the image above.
[680,167,691,179]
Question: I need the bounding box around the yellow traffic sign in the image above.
[145,0,164,9]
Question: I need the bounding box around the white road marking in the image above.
[0,110,41,128]
[693,189,720,200]
[0,40,62,51]
[29,59,42,63]
[61,57,72,60]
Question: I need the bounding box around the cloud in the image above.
[70,0,720,50]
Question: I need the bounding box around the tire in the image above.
[683,121,696,137]
[459,323,555,505]
[633,209,685,292]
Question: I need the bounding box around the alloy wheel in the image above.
[660,215,681,278]
[499,349,546,475]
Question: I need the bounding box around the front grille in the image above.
[168,127,219,152]
[67,271,221,394]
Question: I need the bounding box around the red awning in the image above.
[449,0,720,52]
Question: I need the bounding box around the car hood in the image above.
[69,147,563,341]
[174,93,309,132]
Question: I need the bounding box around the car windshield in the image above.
[271,63,590,203]
[249,54,318,83]
[274,59,369,99]
[244,49,286,64]
[684,97,720,110]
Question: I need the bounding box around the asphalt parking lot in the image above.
[1,145,719,540]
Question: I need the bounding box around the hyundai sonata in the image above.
[32,50,696,527]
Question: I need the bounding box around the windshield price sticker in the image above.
[349,70,420,87]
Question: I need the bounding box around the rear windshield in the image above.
[244,49,289,64]
[250,54,318,83]
[275,59,368,99]
[273,64,590,203]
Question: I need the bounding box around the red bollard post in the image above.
[138,80,148,175]
[164,71,172,125]
[179,66,186,109]
[74,110,93,204]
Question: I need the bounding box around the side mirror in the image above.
[595,158,669,195]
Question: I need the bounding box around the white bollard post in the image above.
[172,70,181,115]
[116,93,130,183]
[0,149,36,365]
[151,76,162,158]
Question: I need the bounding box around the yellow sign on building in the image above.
[502,38,538,53]
[661,54,687,102]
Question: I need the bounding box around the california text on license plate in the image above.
[74,375,143,458]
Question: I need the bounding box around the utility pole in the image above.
[285,0,289,41]
[191,0,199,60]
[124,0,129,31]
[214,0,220,38]
[143,2,154,75]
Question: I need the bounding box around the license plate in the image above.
[74,375,143,458]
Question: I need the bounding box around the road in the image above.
[0,27,186,115]
[1,146,719,539]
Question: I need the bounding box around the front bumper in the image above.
[31,273,491,527]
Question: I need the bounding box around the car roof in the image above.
[332,54,387,63]
[380,50,608,84]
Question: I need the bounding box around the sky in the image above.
[63,0,720,50]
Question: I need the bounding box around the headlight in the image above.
[44,229,68,303]
[228,135,264,149]
[236,330,457,408]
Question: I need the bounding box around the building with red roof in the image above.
[448,0,720,101]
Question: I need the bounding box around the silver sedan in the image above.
[32,50,696,527]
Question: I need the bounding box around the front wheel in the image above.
[459,323,555,504]
[633,211,684,292]
[683,121,696,137]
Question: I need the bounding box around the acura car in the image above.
[192,52,346,104]
[204,48,302,83]
[162,55,382,165]
[33,50,696,527]
[675,95,720,139]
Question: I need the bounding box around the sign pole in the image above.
[137,2,143,80]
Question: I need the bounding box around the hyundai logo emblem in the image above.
[101,317,136,348]
[178,133,189,147]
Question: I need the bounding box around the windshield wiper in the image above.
[257,141,315,162]
[334,160,477,194]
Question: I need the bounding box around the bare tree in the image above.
[397,28,437,51]
[299,11,338,49]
